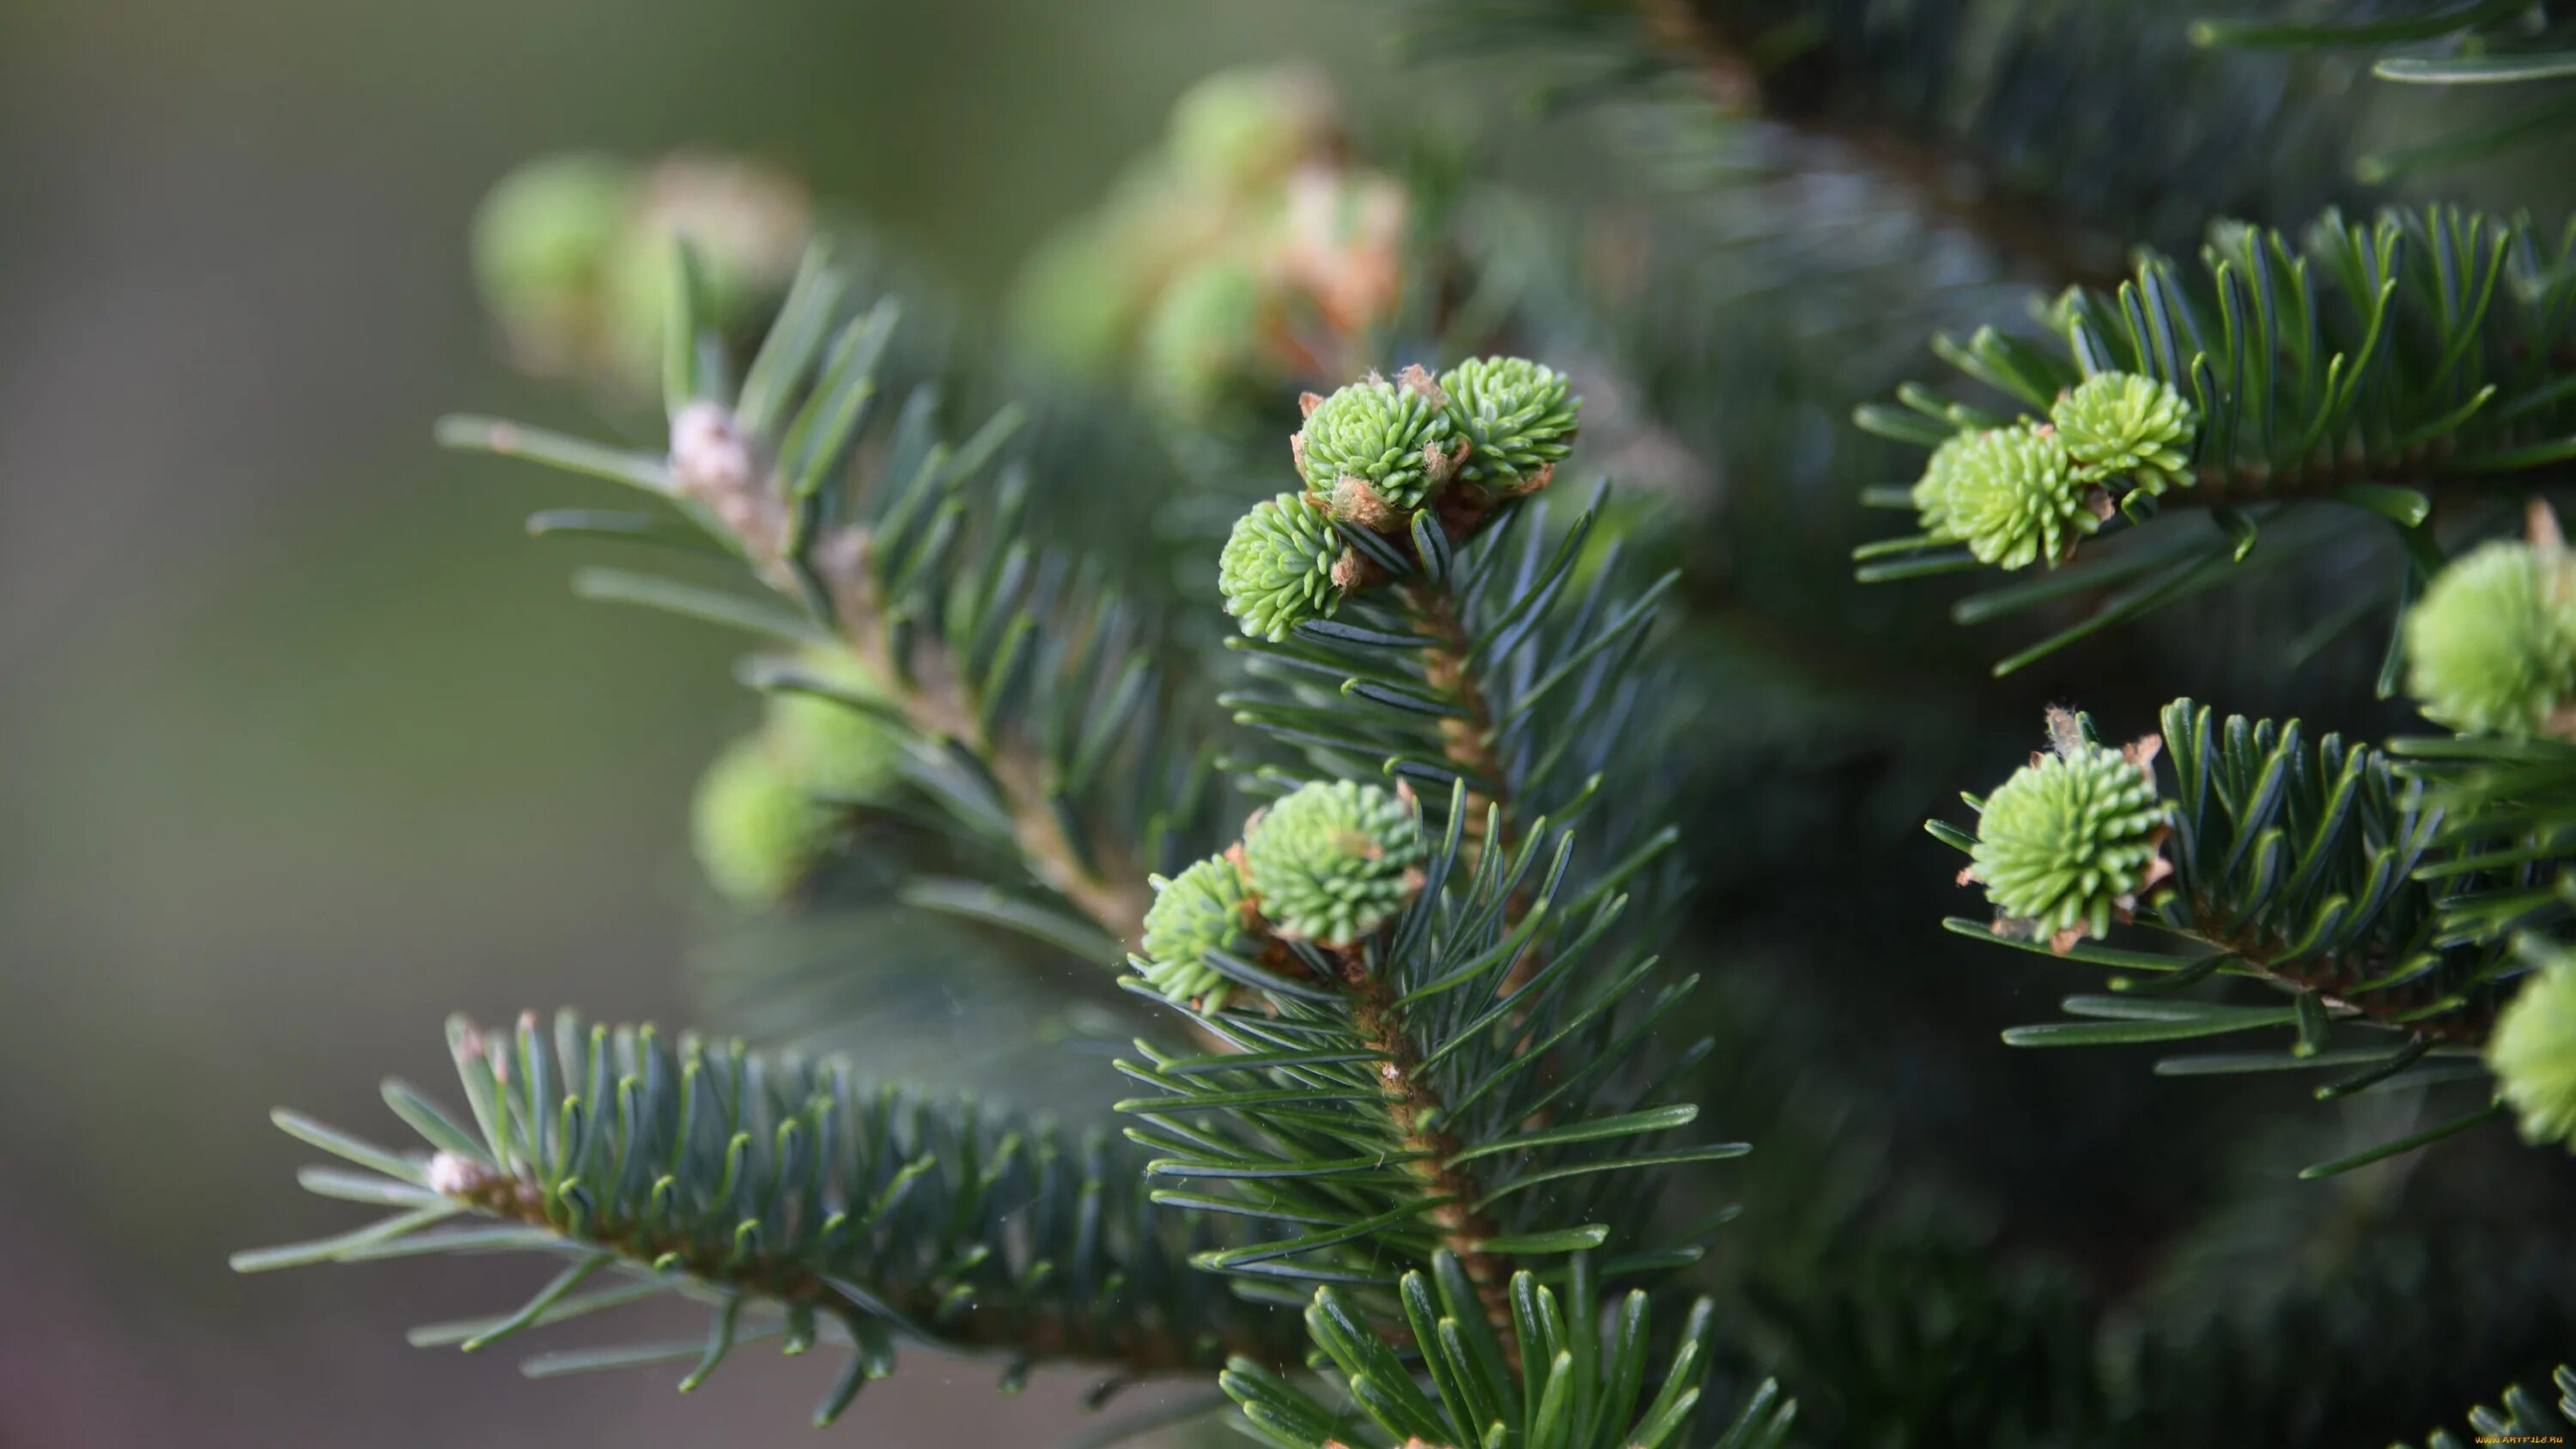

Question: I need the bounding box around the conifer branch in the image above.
[1856,206,2576,671]
[483,392,1155,936]
[1120,775,1739,1356]
[1223,362,1662,992]
[235,1014,1301,1423]
[722,479,1152,939]
[1142,361,1725,1355]
[1929,699,2553,1175]
[1395,572,1549,1009]
[445,252,1221,955]
[1324,937,1518,1331]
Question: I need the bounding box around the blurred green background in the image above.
[0,1,1378,1441]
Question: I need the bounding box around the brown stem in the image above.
[1402,585,1549,1011]
[1327,945,1519,1354]
[1402,577,1575,1175]
[1406,583,1513,850]
[1200,555,1546,1354]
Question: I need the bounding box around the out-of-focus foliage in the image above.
[1008,64,1407,426]
[2194,0,2576,177]
[475,150,811,393]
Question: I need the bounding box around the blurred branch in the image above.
[1631,0,2128,288]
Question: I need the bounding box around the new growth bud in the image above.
[1963,719,2172,953]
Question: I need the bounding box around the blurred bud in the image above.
[690,647,908,908]
[1009,223,1143,374]
[1275,165,1406,338]
[2492,945,2576,1151]
[670,400,758,496]
[1168,64,1341,197]
[2405,531,2576,738]
[1006,64,1376,400]
[1140,258,1272,421]
[1008,166,1238,375]
[762,648,906,803]
[691,733,833,908]
[603,153,811,384]
[471,153,640,375]
[473,149,811,394]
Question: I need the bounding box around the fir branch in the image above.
[1226,361,1683,1003]
[1228,482,1677,875]
[1119,781,1741,1346]
[1328,934,1519,1323]
[1366,549,1553,1008]
[443,250,1225,953]
[1157,362,1721,1349]
[794,508,1153,937]
[1929,700,2557,1173]
[1856,206,2576,671]
[1938,699,2512,1039]
[235,1013,1300,1423]
[1394,573,1563,1016]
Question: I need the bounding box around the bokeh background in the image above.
[0,2,1382,1442]
[14,1,2576,1445]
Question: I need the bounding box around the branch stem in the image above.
[1405,582,1514,855]
[1401,582,1552,1012]
[828,532,1151,940]
[691,463,1152,949]
[440,1171,1262,1373]
[2193,900,2497,1046]
[1327,945,1518,1354]
[2182,448,2576,510]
